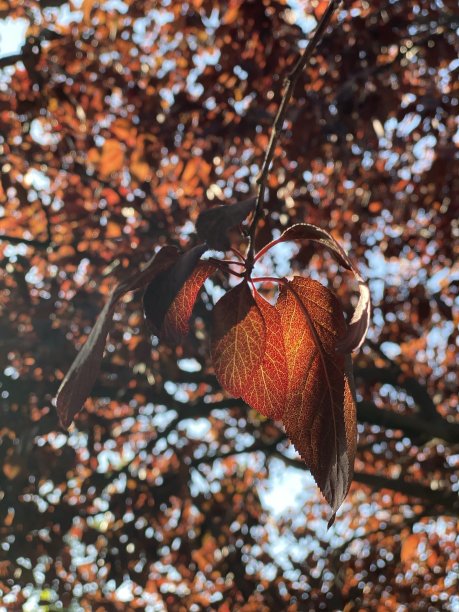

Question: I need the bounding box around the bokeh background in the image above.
[0,0,458,609]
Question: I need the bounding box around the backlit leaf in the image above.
[258,223,370,352]
[196,197,256,251]
[56,246,178,428]
[240,291,288,420]
[143,243,208,337]
[211,280,266,398]
[162,260,218,342]
[276,277,357,523]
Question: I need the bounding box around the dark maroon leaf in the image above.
[195,197,256,251]
[255,223,359,275]
[55,246,178,428]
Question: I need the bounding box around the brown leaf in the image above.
[276,277,357,524]
[210,280,266,398]
[196,197,256,251]
[55,247,178,428]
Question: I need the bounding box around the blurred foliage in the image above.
[0,0,458,609]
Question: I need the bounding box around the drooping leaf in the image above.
[55,246,178,428]
[276,276,357,523]
[210,280,266,398]
[162,260,218,342]
[143,243,208,336]
[256,223,356,272]
[195,197,256,251]
[257,223,370,352]
[240,291,288,420]
[336,282,371,353]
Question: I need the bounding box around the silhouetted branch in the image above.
[247,0,341,264]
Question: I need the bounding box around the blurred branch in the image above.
[247,0,341,265]
[189,440,459,515]
[0,235,51,249]
[357,401,459,444]
[271,451,459,516]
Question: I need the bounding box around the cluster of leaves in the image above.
[1,0,458,608]
[57,197,370,523]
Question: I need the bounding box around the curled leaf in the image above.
[257,223,370,352]
[256,223,356,272]
[162,260,218,342]
[55,246,178,429]
[196,197,256,251]
[210,280,266,398]
[336,282,371,353]
[143,243,208,336]
[276,277,357,523]
[241,291,288,420]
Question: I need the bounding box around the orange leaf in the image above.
[100,139,124,176]
[401,533,421,565]
[106,221,122,238]
[240,291,288,420]
[162,261,218,342]
[211,280,266,398]
[276,277,357,523]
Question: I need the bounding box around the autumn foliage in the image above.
[1,0,458,609]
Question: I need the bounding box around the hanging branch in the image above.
[246,0,342,268]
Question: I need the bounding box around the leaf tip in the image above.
[327,513,337,529]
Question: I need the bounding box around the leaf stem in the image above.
[209,258,246,278]
[230,247,246,262]
[246,0,341,269]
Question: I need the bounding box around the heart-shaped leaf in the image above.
[55,246,178,429]
[196,197,256,251]
[210,280,266,397]
[143,243,208,336]
[276,277,357,524]
[240,291,288,420]
[162,260,218,342]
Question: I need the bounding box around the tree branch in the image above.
[270,450,459,515]
[0,235,51,249]
[247,0,341,265]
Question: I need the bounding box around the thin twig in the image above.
[246,0,341,268]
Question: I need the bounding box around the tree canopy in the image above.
[1,0,458,609]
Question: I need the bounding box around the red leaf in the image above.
[162,260,218,342]
[240,291,288,420]
[143,243,207,336]
[55,246,178,428]
[196,197,256,251]
[257,223,370,353]
[276,277,357,523]
[210,280,266,398]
